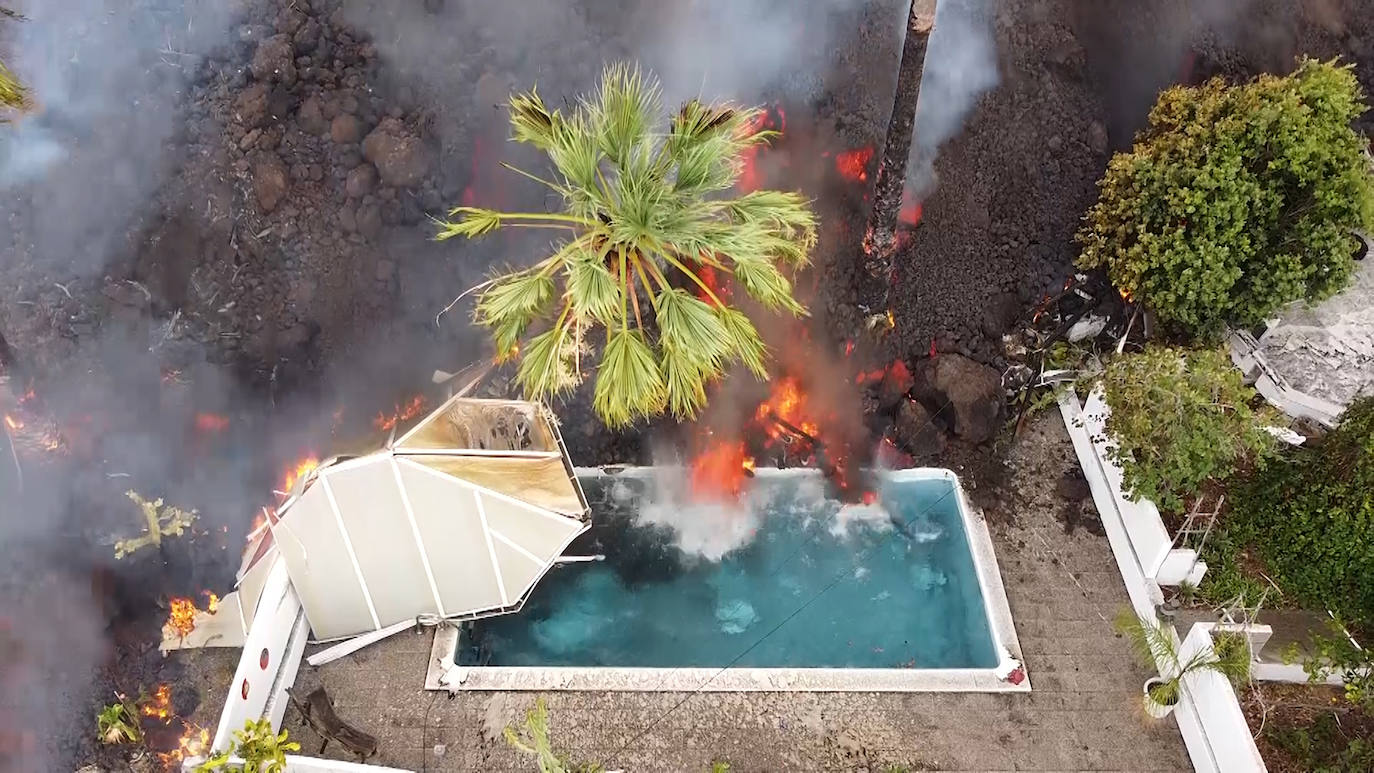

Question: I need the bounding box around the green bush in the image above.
[1097,346,1273,512]
[1238,396,1374,629]
[1077,58,1374,337]
[1267,713,1374,773]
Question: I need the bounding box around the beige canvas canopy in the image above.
[249,395,590,641]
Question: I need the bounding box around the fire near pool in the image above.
[443,468,1025,692]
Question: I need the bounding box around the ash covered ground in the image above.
[1,0,1372,769]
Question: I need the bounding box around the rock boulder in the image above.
[914,353,1004,444]
[362,118,430,188]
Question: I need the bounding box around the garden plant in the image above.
[438,63,816,427]
[196,718,300,773]
[1115,609,1251,718]
[1097,345,1273,513]
[1077,58,1374,337]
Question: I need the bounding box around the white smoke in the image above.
[908,0,999,195]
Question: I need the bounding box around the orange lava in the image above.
[835,146,875,183]
[689,439,754,501]
[140,684,172,720]
[193,413,229,433]
[737,105,785,193]
[373,394,427,433]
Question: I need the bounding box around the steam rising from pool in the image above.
[619,468,905,561]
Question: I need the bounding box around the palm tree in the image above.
[1114,609,1250,718]
[859,0,935,315]
[438,63,816,427]
[1,7,26,112]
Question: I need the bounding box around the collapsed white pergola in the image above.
[230,394,590,642]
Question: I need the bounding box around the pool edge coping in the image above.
[429,466,1030,693]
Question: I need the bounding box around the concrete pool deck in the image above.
[190,414,1189,770]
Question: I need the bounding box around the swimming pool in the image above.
[440,468,1025,691]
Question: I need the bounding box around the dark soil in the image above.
[1242,683,1374,773]
[3,0,1374,769]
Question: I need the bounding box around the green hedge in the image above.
[1239,396,1374,628]
[1077,58,1374,337]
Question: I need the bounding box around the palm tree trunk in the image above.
[859,0,935,311]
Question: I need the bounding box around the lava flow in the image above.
[688,439,754,501]
[737,104,786,193]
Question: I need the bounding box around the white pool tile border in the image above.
[429,466,1028,693]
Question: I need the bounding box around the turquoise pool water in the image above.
[461,472,998,669]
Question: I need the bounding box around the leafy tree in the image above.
[1096,346,1273,512]
[438,63,816,427]
[1077,58,1374,336]
[1238,396,1374,630]
[115,491,198,559]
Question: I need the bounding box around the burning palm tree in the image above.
[438,63,816,427]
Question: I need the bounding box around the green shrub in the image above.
[1267,713,1374,773]
[1077,58,1374,337]
[1238,396,1374,630]
[1097,346,1273,512]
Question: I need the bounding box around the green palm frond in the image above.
[731,254,805,315]
[716,307,769,380]
[437,207,503,239]
[0,61,23,110]
[437,62,817,427]
[588,62,660,166]
[594,329,666,426]
[565,243,620,325]
[516,322,581,401]
[508,87,563,151]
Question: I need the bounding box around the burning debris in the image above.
[372,394,427,432]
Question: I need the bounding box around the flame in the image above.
[689,439,754,501]
[2,414,19,431]
[194,413,229,433]
[1120,286,1134,303]
[278,456,320,496]
[373,394,427,433]
[835,146,875,183]
[755,377,819,444]
[166,598,196,639]
[140,684,172,720]
[159,722,210,767]
[202,590,219,614]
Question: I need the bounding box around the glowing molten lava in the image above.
[140,684,172,720]
[373,394,427,433]
[194,413,229,433]
[835,146,875,183]
[737,105,786,193]
[689,440,754,501]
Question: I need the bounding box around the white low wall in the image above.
[207,554,310,754]
[1077,388,1205,586]
[188,755,411,772]
[1060,390,1265,773]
